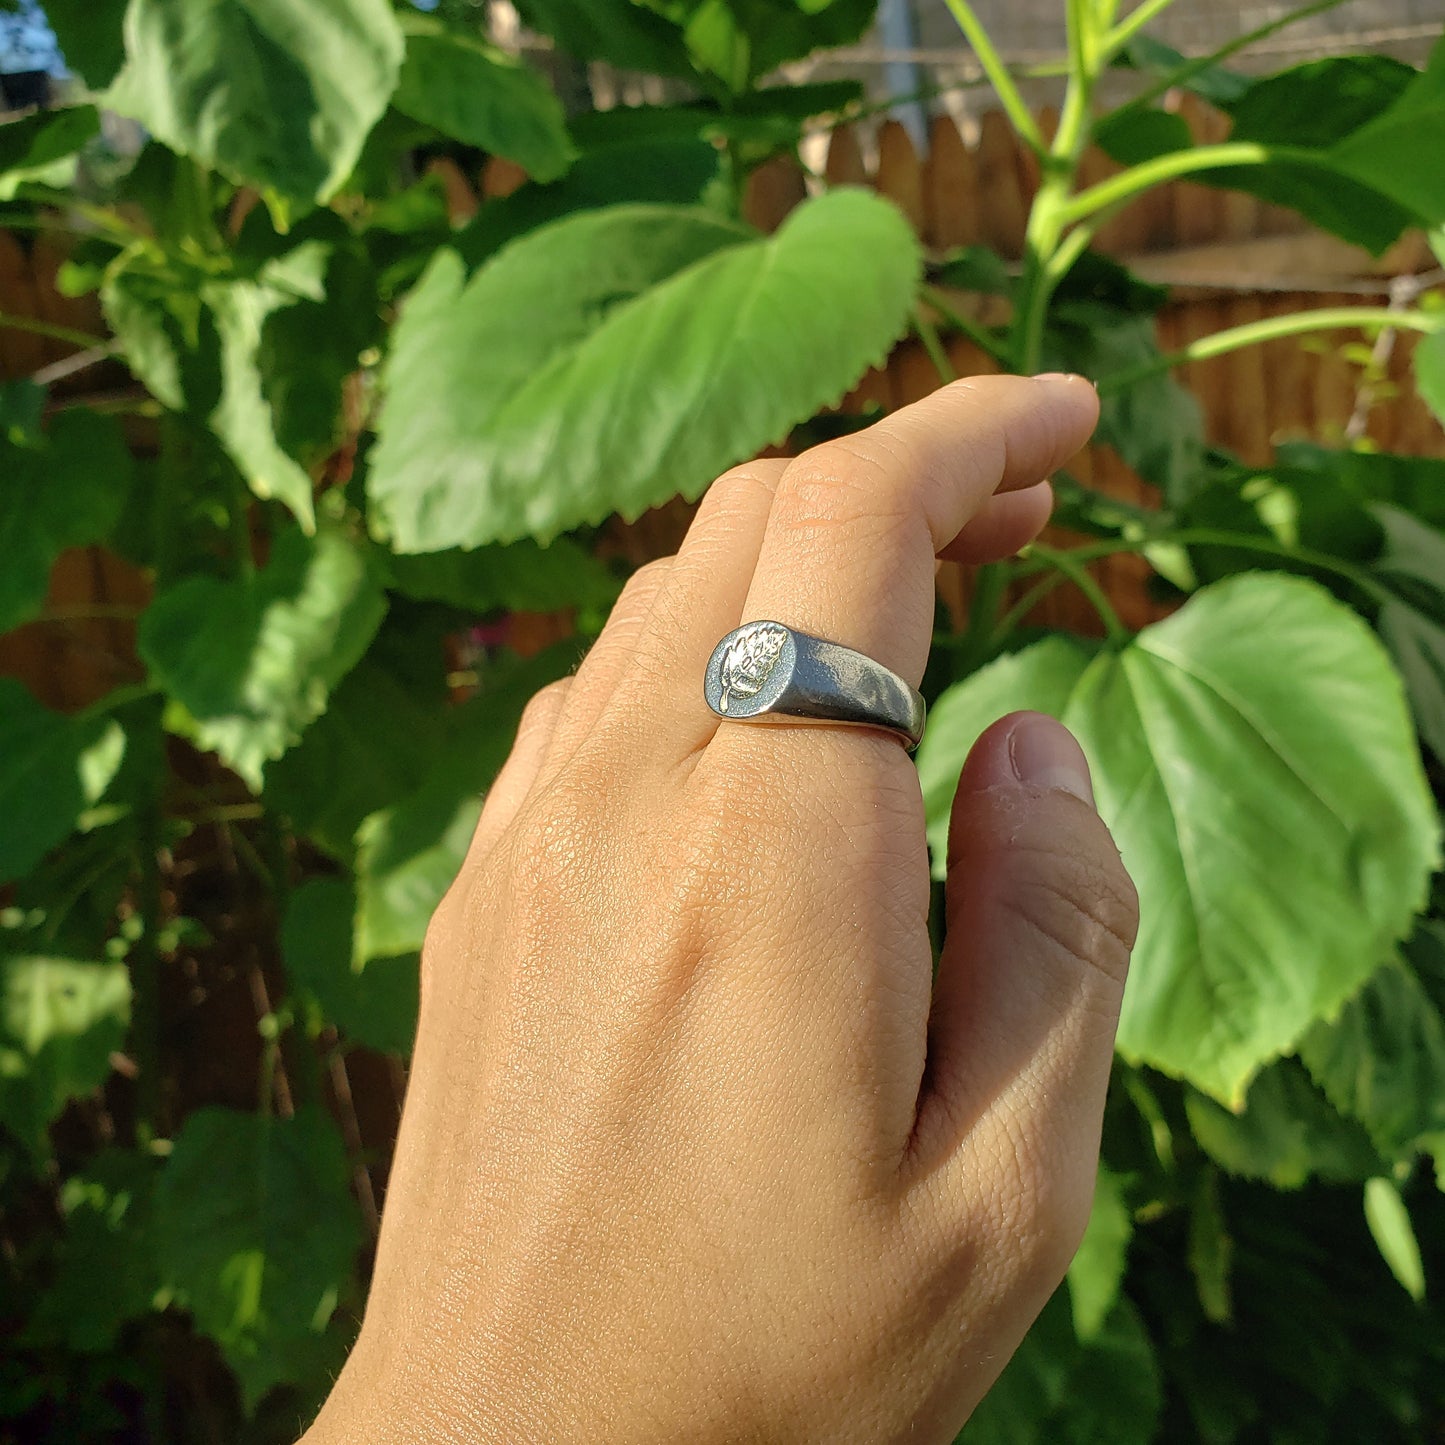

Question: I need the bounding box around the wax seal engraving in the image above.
[718,622,787,712]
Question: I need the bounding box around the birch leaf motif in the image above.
[720,624,786,712]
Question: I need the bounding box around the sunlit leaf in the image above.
[394,13,573,181]
[1067,1163,1132,1341]
[0,105,99,199]
[138,524,387,790]
[919,575,1440,1101]
[282,878,418,1055]
[370,190,920,550]
[0,953,130,1158]
[154,1107,362,1411]
[0,682,128,884]
[108,0,404,205]
[0,408,132,633]
[1362,1177,1426,1301]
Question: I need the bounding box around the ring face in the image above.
[704,621,926,750]
[708,620,796,718]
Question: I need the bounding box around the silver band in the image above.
[703,621,926,751]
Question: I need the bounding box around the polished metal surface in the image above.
[704,621,926,750]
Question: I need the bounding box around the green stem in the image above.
[1028,543,1129,641]
[1009,0,1100,370]
[920,284,1011,365]
[1096,308,1442,394]
[0,310,109,351]
[1103,0,1178,61]
[130,801,164,1139]
[959,560,1011,666]
[992,571,1067,642]
[913,307,958,385]
[1060,141,1312,223]
[941,0,1045,151]
[35,603,144,623]
[1036,530,1391,603]
[1130,0,1352,107]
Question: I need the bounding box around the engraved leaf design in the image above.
[719,624,786,712]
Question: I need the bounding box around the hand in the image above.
[303,374,1138,1444]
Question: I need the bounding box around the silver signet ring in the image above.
[703,621,926,751]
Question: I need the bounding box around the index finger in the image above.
[740,374,1098,687]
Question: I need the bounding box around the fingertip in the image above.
[957,711,1095,807]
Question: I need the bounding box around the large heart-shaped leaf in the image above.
[0,407,133,633]
[0,953,130,1158]
[369,188,921,551]
[154,1106,362,1410]
[393,13,573,182]
[138,524,387,789]
[108,0,403,205]
[917,574,1440,1102]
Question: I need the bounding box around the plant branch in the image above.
[919,284,1011,365]
[0,310,109,351]
[992,571,1067,642]
[1095,307,1442,394]
[941,0,1044,150]
[912,307,957,385]
[1059,141,1312,223]
[1026,543,1129,641]
[1104,0,1178,61]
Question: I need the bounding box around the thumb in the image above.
[910,711,1138,1277]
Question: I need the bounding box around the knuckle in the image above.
[774,441,913,537]
[517,678,570,734]
[608,557,672,620]
[1005,836,1139,994]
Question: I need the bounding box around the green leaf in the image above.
[1210,53,1434,253]
[1299,956,1445,1162]
[29,1150,163,1351]
[1095,104,1193,166]
[107,0,404,205]
[1047,292,1203,500]
[138,523,388,790]
[1327,39,1445,228]
[393,13,573,182]
[1185,1060,1384,1188]
[102,259,327,528]
[510,0,698,81]
[964,1290,1161,1445]
[1412,328,1445,430]
[1186,1166,1233,1324]
[384,537,620,615]
[263,648,449,861]
[634,0,875,91]
[281,878,418,1055]
[0,682,128,884]
[0,105,99,199]
[0,408,133,633]
[0,953,130,1158]
[370,190,921,550]
[43,0,128,89]
[918,635,1099,860]
[929,244,1013,298]
[918,575,1440,1102]
[1362,1176,1426,1301]
[455,137,725,268]
[153,1106,363,1411]
[1371,503,1445,759]
[1119,34,1250,106]
[1067,1163,1132,1342]
[353,646,574,961]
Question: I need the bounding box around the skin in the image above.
[302,374,1139,1444]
